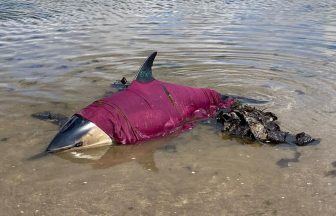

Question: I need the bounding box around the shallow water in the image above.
[1,0,336,215]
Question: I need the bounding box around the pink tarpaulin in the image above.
[78,79,234,144]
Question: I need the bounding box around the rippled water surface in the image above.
[1,0,336,215]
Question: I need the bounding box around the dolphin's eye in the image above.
[75,141,83,147]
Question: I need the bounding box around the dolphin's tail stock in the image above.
[221,94,269,105]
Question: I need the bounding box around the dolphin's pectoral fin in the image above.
[111,77,130,91]
[31,111,69,127]
[136,152,158,172]
[135,51,157,83]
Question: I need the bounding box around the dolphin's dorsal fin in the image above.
[135,51,157,83]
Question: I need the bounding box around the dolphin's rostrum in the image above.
[46,115,112,152]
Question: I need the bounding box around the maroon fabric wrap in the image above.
[77,80,234,144]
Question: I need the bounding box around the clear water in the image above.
[1,0,336,215]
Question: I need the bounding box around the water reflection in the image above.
[56,137,176,170]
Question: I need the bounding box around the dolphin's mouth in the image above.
[46,145,78,153]
[46,115,111,153]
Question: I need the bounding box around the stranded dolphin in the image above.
[44,52,316,153]
[46,52,235,152]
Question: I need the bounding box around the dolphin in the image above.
[46,52,265,153]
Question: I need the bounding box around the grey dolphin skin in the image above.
[46,115,112,152]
